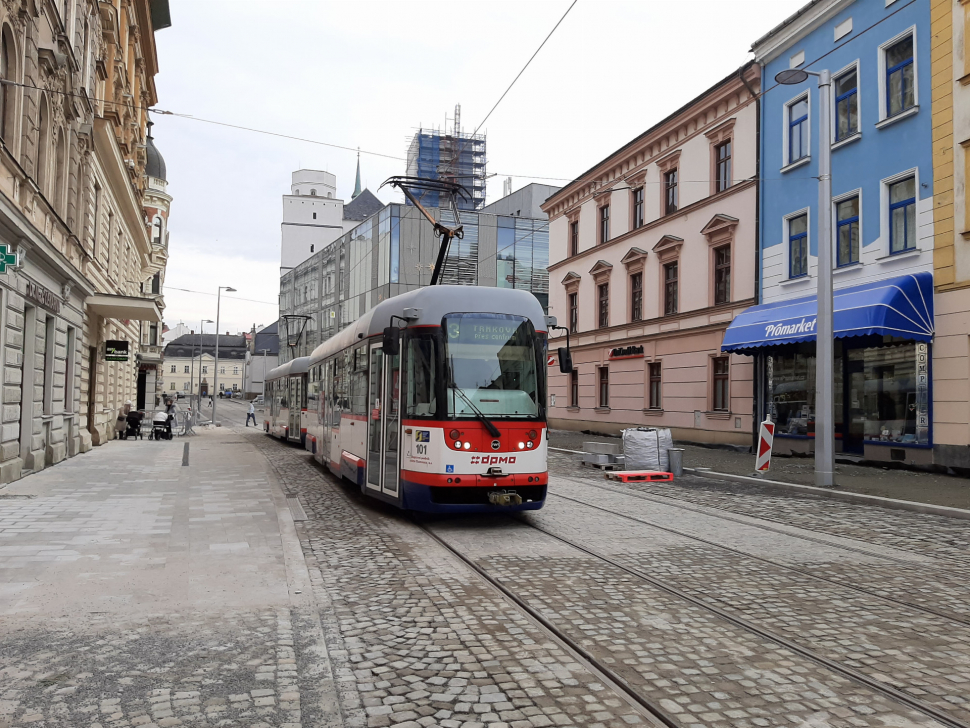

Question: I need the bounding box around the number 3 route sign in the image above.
[0,245,17,273]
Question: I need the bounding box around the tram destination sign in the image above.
[105,340,129,362]
[608,345,644,360]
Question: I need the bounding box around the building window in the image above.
[570,220,579,256]
[714,141,732,193]
[184,365,190,374]
[202,366,208,374]
[835,68,858,140]
[183,382,190,392]
[598,367,609,408]
[310,189,317,196]
[714,245,731,304]
[599,205,610,244]
[712,357,729,411]
[789,214,809,278]
[885,35,914,118]
[632,187,644,229]
[312,212,317,220]
[836,196,860,266]
[630,272,643,322]
[663,262,678,315]
[648,362,662,410]
[788,97,809,163]
[170,364,176,373]
[569,370,579,408]
[889,177,916,254]
[0,30,12,141]
[569,292,578,333]
[220,367,225,375]
[234,367,239,375]
[170,382,176,390]
[663,169,678,214]
[598,283,609,328]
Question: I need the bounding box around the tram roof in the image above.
[308,285,548,367]
[266,356,310,382]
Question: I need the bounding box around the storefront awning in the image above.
[87,294,162,322]
[721,272,934,353]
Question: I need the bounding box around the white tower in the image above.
[281,170,345,273]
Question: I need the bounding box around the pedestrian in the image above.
[164,398,178,439]
[208,395,213,408]
[246,400,256,427]
[115,408,127,440]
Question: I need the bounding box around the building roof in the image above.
[254,320,280,356]
[343,188,384,222]
[163,333,248,360]
[353,154,362,199]
[145,120,166,181]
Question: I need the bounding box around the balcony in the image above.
[137,345,163,364]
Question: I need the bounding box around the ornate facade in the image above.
[0,0,170,481]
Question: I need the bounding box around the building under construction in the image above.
[405,105,486,211]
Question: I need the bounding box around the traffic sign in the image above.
[755,418,775,472]
[0,244,17,273]
[547,355,556,366]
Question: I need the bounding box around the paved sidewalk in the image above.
[0,428,341,728]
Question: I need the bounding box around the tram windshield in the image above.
[443,313,541,418]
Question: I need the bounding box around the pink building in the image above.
[543,65,761,447]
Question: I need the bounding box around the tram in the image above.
[304,285,550,513]
[264,356,310,445]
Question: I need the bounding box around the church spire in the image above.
[352,150,361,199]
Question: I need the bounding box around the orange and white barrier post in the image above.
[755,418,774,472]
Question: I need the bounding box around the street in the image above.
[2,409,969,728]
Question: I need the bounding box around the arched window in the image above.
[152,215,163,244]
[327,192,332,198]
[37,96,51,197]
[0,26,14,142]
[310,189,317,196]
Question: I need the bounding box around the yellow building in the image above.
[162,335,248,400]
[931,0,970,470]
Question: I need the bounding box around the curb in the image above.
[684,467,970,522]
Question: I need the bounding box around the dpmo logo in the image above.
[470,455,517,465]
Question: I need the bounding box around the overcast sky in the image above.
[153,0,806,336]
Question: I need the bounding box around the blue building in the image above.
[723,0,936,464]
[405,108,487,211]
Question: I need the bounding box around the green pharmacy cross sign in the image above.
[0,245,16,273]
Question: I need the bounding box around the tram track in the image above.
[420,513,970,728]
[544,483,970,627]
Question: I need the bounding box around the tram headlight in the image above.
[454,441,462,449]
[527,441,534,448]
[518,442,525,450]
[463,442,471,450]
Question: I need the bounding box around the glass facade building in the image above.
[279,203,549,362]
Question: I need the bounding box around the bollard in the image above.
[667,448,685,477]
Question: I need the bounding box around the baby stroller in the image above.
[150,411,173,440]
[124,410,145,440]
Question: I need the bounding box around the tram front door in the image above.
[367,344,401,498]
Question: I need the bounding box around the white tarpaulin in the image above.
[622,427,674,471]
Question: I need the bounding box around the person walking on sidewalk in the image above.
[246,401,257,427]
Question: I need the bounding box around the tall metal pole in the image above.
[815,69,835,487]
[213,290,223,426]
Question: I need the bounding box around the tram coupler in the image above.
[488,490,523,507]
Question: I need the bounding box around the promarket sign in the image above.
[765,318,816,338]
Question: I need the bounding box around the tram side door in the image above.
[365,343,401,498]
[289,378,301,440]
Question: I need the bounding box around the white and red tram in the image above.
[264,356,310,446]
[303,285,549,513]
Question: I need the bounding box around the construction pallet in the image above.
[605,470,674,483]
[581,461,623,471]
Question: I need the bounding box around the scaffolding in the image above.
[405,104,486,211]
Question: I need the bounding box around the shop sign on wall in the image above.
[915,342,929,444]
[608,345,644,360]
[25,281,62,314]
[105,340,130,362]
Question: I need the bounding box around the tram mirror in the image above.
[383,326,401,356]
[557,347,573,374]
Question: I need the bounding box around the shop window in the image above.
[663,261,678,315]
[835,68,858,141]
[889,177,916,254]
[648,362,662,409]
[712,357,729,411]
[599,205,610,244]
[714,141,732,193]
[788,214,808,278]
[569,292,578,334]
[570,220,579,256]
[630,272,642,322]
[664,169,678,214]
[714,245,731,304]
[836,196,860,266]
[787,96,809,164]
[569,370,579,408]
[598,283,609,328]
[885,34,914,118]
[598,367,609,408]
[632,187,644,229]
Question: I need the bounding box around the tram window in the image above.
[351,347,368,416]
[407,337,437,417]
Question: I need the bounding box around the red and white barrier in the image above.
[756,418,775,472]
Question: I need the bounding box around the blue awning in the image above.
[721,272,934,353]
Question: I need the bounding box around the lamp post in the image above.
[775,67,834,487]
[212,286,236,426]
[194,319,213,413]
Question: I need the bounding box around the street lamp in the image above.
[194,319,213,412]
[212,286,236,426]
[775,66,835,487]
[258,348,271,396]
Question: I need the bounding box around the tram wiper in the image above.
[449,385,501,438]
